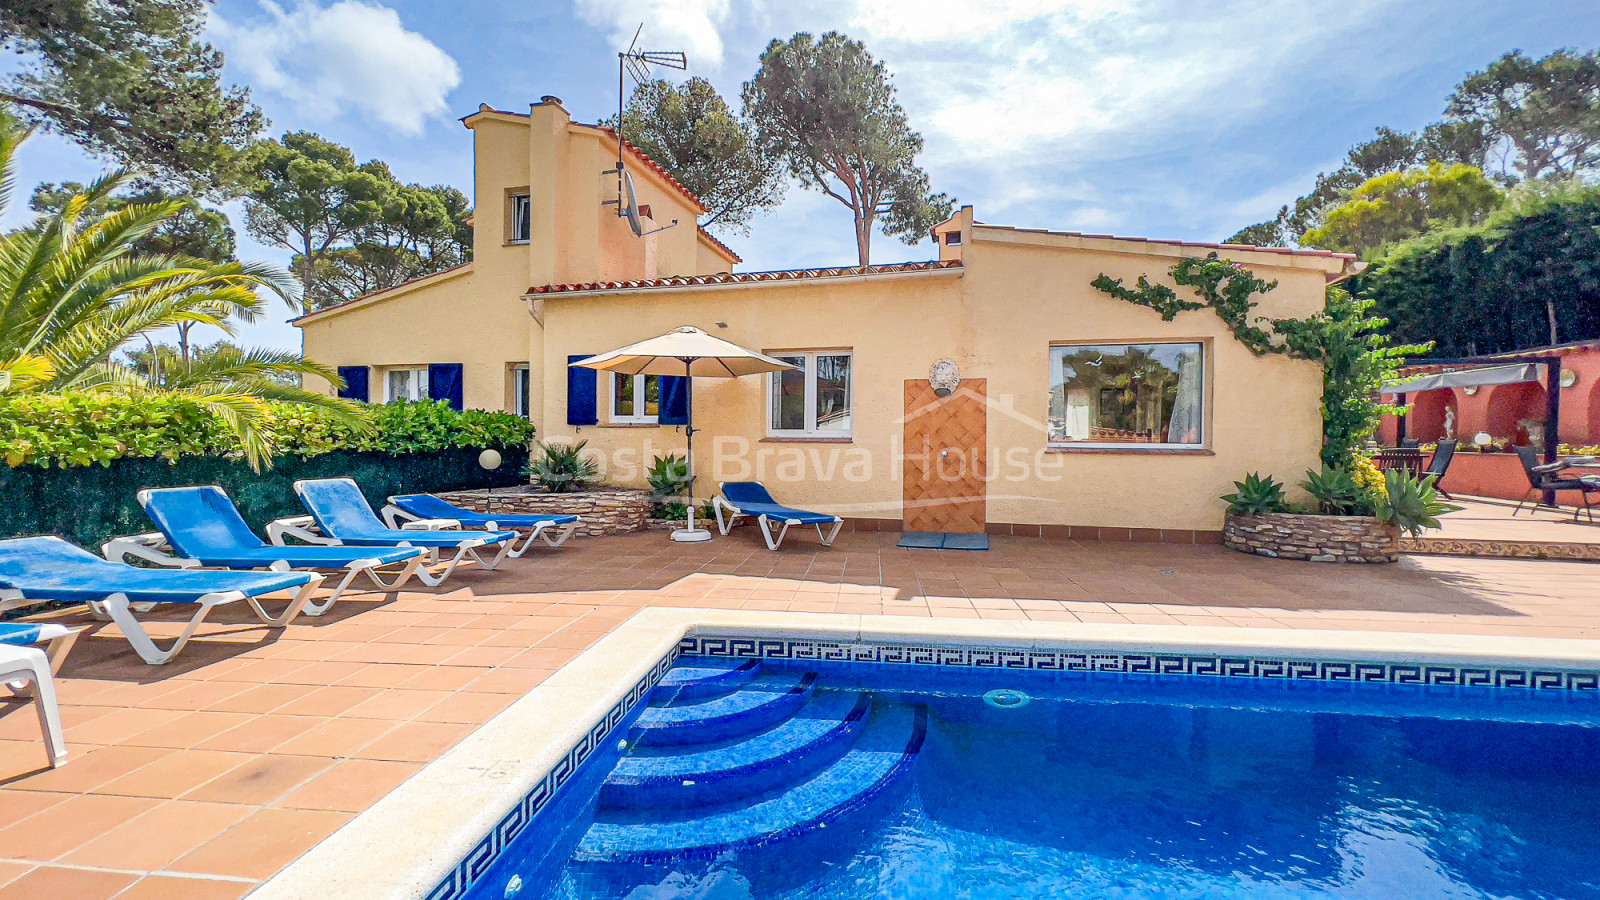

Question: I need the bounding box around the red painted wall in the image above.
[1379,344,1600,448]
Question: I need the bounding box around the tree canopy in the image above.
[1299,163,1503,257]
[1227,49,1600,248]
[29,183,236,262]
[1355,181,1600,353]
[611,77,785,235]
[244,132,472,311]
[743,32,952,265]
[0,0,264,196]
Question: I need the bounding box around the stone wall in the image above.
[435,486,651,537]
[1223,512,1399,563]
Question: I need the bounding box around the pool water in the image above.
[470,657,1600,900]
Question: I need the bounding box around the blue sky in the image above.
[8,0,1596,352]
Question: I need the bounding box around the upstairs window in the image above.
[1048,342,1204,448]
[509,193,531,243]
[768,351,852,438]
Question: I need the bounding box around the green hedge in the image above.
[0,395,538,468]
[0,447,531,550]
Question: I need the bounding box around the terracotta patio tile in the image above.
[342,689,453,721]
[142,681,253,713]
[100,749,254,800]
[0,864,136,899]
[0,789,70,826]
[0,793,162,859]
[203,684,311,715]
[123,711,260,750]
[114,874,253,900]
[274,718,398,759]
[0,861,29,889]
[60,799,253,870]
[170,807,350,880]
[271,685,380,718]
[354,722,473,763]
[8,744,168,794]
[414,692,515,725]
[195,715,320,754]
[276,759,421,812]
[182,755,332,806]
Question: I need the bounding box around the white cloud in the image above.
[211,1,461,135]
[572,0,733,69]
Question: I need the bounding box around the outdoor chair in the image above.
[0,620,79,674]
[104,486,430,615]
[1422,440,1458,500]
[271,478,516,585]
[0,645,66,767]
[712,482,844,551]
[1514,445,1600,523]
[382,493,581,556]
[0,536,321,665]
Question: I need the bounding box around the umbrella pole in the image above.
[670,356,712,542]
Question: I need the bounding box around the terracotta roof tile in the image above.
[696,227,741,263]
[527,260,962,296]
[590,126,708,214]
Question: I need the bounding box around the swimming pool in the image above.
[467,652,1600,900]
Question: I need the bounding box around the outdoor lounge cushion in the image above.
[720,482,838,524]
[0,536,313,604]
[295,479,516,548]
[0,622,71,647]
[141,486,423,569]
[388,493,580,528]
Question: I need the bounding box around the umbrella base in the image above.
[668,528,714,543]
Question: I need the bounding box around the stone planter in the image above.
[1223,511,1400,563]
[435,486,651,537]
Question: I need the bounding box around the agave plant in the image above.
[0,110,365,466]
[1376,470,1457,537]
[528,440,599,493]
[1221,472,1288,516]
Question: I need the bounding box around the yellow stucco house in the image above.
[295,97,1361,541]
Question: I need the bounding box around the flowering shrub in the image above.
[0,395,536,468]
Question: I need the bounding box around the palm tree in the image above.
[0,109,366,466]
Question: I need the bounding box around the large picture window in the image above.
[610,372,660,424]
[768,351,852,438]
[1048,343,1204,448]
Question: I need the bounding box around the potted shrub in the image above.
[1221,459,1452,563]
[527,440,598,493]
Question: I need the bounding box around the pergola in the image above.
[1386,352,1565,504]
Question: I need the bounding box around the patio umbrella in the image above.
[572,327,797,542]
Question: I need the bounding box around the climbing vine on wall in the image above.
[1090,253,1281,355]
[1090,254,1430,467]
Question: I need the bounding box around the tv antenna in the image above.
[604,25,687,237]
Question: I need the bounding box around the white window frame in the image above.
[509,193,531,244]
[385,366,429,402]
[512,365,531,419]
[1047,341,1205,450]
[766,350,853,439]
[608,372,659,425]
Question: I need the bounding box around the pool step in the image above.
[577,703,925,864]
[602,691,870,810]
[631,672,816,747]
[651,657,760,703]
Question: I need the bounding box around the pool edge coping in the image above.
[249,610,1600,900]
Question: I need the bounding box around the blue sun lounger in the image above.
[269,478,516,585]
[0,536,321,665]
[381,493,581,556]
[711,482,844,550]
[0,620,79,674]
[100,486,429,615]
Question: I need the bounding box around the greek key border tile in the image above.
[424,648,679,900]
[424,632,1600,900]
[678,635,1600,692]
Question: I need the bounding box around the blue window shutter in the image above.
[336,366,369,402]
[659,375,689,425]
[568,355,598,425]
[428,363,464,410]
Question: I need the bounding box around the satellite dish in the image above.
[621,170,644,237]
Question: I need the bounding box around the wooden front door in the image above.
[902,379,987,533]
